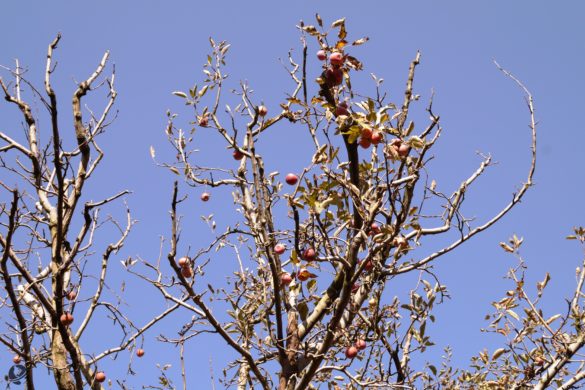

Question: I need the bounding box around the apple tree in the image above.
[4,16,585,390]
[142,16,558,390]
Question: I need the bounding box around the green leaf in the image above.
[307,279,317,294]
[298,301,308,321]
[291,250,299,265]
[429,365,437,376]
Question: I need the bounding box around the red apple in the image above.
[13,354,21,364]
[317,50,327,61]
[345,345,358,359]
[370,222,381,235]
[181,267,193,278]
[178,257,190,267]
[95,371,106,383]
[200,192,210,202]
[335,101,349,117]
[233,149,244,160]
[398,143,410,157]
[359,137,371,149]
[325,67,343,86]
[355,339,367,351]
[198,115,209,127]
[361,127,373,140]
[329,52,344,66]
[136,348,145,358]
[302,247,316,261]
[257,105,268,117]
[371,131,383,145]
[60,312,74,326]
[280,272,293,286]
[285,173,299,185]
[67,290,77,300]
[274,244,286,255]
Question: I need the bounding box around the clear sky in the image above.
[1,1,584,388]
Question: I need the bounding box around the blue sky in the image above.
[1,1,584,387]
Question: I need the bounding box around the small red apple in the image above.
[257,105,268,117]
[359,137,371,149]
[66,290,77,300]
[335,101,349,117]
[60,312,74,326]
[316,50,327,61]
[13,355,21,364]
[355,339,367,351]
[329,52,344,66]
[302,247,316,261]
[371,131,383,145]
[95,371,106,383]
[361,127,373,140]
[200,192,210,202]
[325,66,343,86]
[369,224,381,236]
[280,272,293,286]
[181,267,193,278]
[136,348,145,358]
[274,244,286,255]
[285,173,299,185]
[198,115,209,127]
[233,149,244,160]
[178,257,190,267]
[345,345,358,359]
[398,143,411,157]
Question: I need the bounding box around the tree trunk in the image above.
[51,329,75,390]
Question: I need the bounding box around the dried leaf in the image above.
[352,37,369,46]
[315,13,323,27]
[302,25,319,36]
[492,348,506,360]
[331,18,346,28]
[172,91,188,99]
[198,85,209,98]
[430,180,437,191]
[500,242,514,253]
[506,309,520,321]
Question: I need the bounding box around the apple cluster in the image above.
[345,338,367,359]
